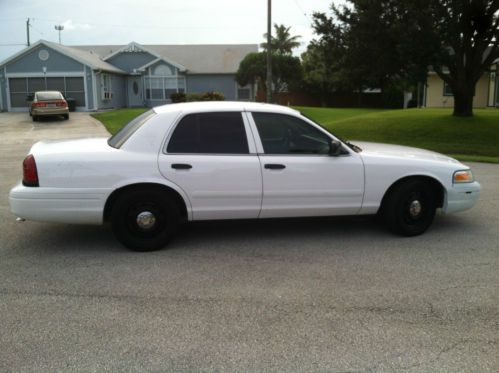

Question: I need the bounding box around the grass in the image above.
[296,107,499,163]
[91,106,499,163]
[91,108,149,135]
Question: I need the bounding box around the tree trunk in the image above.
[452,89,474,117]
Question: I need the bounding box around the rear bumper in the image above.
[32,107,69,116]
[9,183,108,225]
[442,181,481,214]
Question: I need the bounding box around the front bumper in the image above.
[442,181,481,214]
[9,183,108,225]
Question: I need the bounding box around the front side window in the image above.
[252,112,331,155]
[167,112,249,154]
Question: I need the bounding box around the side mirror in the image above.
[26,94,34,102]
[329,139,343,156]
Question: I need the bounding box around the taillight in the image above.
[34,102,47,107]
[22,154,39,187]
[56,100,67,107]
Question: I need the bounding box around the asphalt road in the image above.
[0,112,498,372]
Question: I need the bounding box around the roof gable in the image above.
[0,40,126,74]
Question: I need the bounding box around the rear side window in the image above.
[167,112,249,154]
[108,110,156,148]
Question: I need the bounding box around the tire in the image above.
[64,114,69,120]
[111,188,180,251]
[32,115,38,122]
[381,179,437,236]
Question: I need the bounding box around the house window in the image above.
[443,81,453,96]
[237,85,251,101]
[101,74,113,100]
[144,76,186,100]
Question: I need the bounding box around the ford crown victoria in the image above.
[10,102,480,251]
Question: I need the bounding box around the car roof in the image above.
[35,91,63,94]
[152,101,300,115]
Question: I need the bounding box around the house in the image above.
[0,40,257,112]
[423,64,498,108]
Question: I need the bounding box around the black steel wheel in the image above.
[382,179,437,236]
[111,188,180,251]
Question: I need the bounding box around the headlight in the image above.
[453,170,474,184]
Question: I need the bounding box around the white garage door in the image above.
[9,77,85,108]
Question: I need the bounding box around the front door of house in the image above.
[128,76,143,107]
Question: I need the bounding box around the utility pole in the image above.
[26,18,30,46]
[54,25,64,44]
[266,0,272,103]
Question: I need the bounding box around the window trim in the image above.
[163,111,257,155]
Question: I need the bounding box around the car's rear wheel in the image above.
[111,188,180,251]
[381,179,437,236]
[32,115,38,122]
[63,114,69,120]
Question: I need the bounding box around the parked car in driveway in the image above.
[10,102,480,251]
[29,91,69,121]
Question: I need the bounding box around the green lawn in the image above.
[92,106,499,163]
[92,108,149,135]
[297,107,499,163]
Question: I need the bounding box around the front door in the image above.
[248,112,364,218]
[128,76,143,107]
[158,111,262,220]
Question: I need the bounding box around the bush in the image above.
[170,92,186,103]
[382,85,404,109]
[186,91,225,102]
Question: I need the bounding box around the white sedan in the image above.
[10,102,480,251]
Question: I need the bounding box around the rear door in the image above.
[158,111,262,220]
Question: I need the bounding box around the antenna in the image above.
[54,25,64,44]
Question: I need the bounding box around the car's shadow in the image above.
[10,212,477,255]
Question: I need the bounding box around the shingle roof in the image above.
[73,43,258,74]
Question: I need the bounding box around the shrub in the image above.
[170,92,186,103]
[186,91,225,102]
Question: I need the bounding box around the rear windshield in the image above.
[108,110,156,148]
[36,92,63,101]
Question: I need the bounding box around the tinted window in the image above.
[167,112,249,154]
[108,110,156,148]
[252,112,331,154]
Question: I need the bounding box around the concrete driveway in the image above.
[0,112,498,371]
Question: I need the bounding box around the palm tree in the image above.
[261,24,301,55]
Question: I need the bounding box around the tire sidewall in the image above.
[111,188,180,251]
[383,180,437,236]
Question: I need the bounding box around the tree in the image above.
[261,24,301,55]
[236,52,302,94]
[415,0,499,116]
[312,1,499,116]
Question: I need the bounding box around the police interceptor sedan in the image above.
[10,102,480,251]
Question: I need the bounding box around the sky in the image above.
[0,0,340,62]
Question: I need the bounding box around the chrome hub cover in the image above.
[136,211,156,229]
[409,200,422,218]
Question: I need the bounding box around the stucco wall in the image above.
[96,73,126,110]
[186,74,237,100]
[426,74,490,108]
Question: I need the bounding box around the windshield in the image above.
[300,112,362,153]
[108,109,156,148]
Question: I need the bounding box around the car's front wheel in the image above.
[111,188,180,251]
[381,179,437,236]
